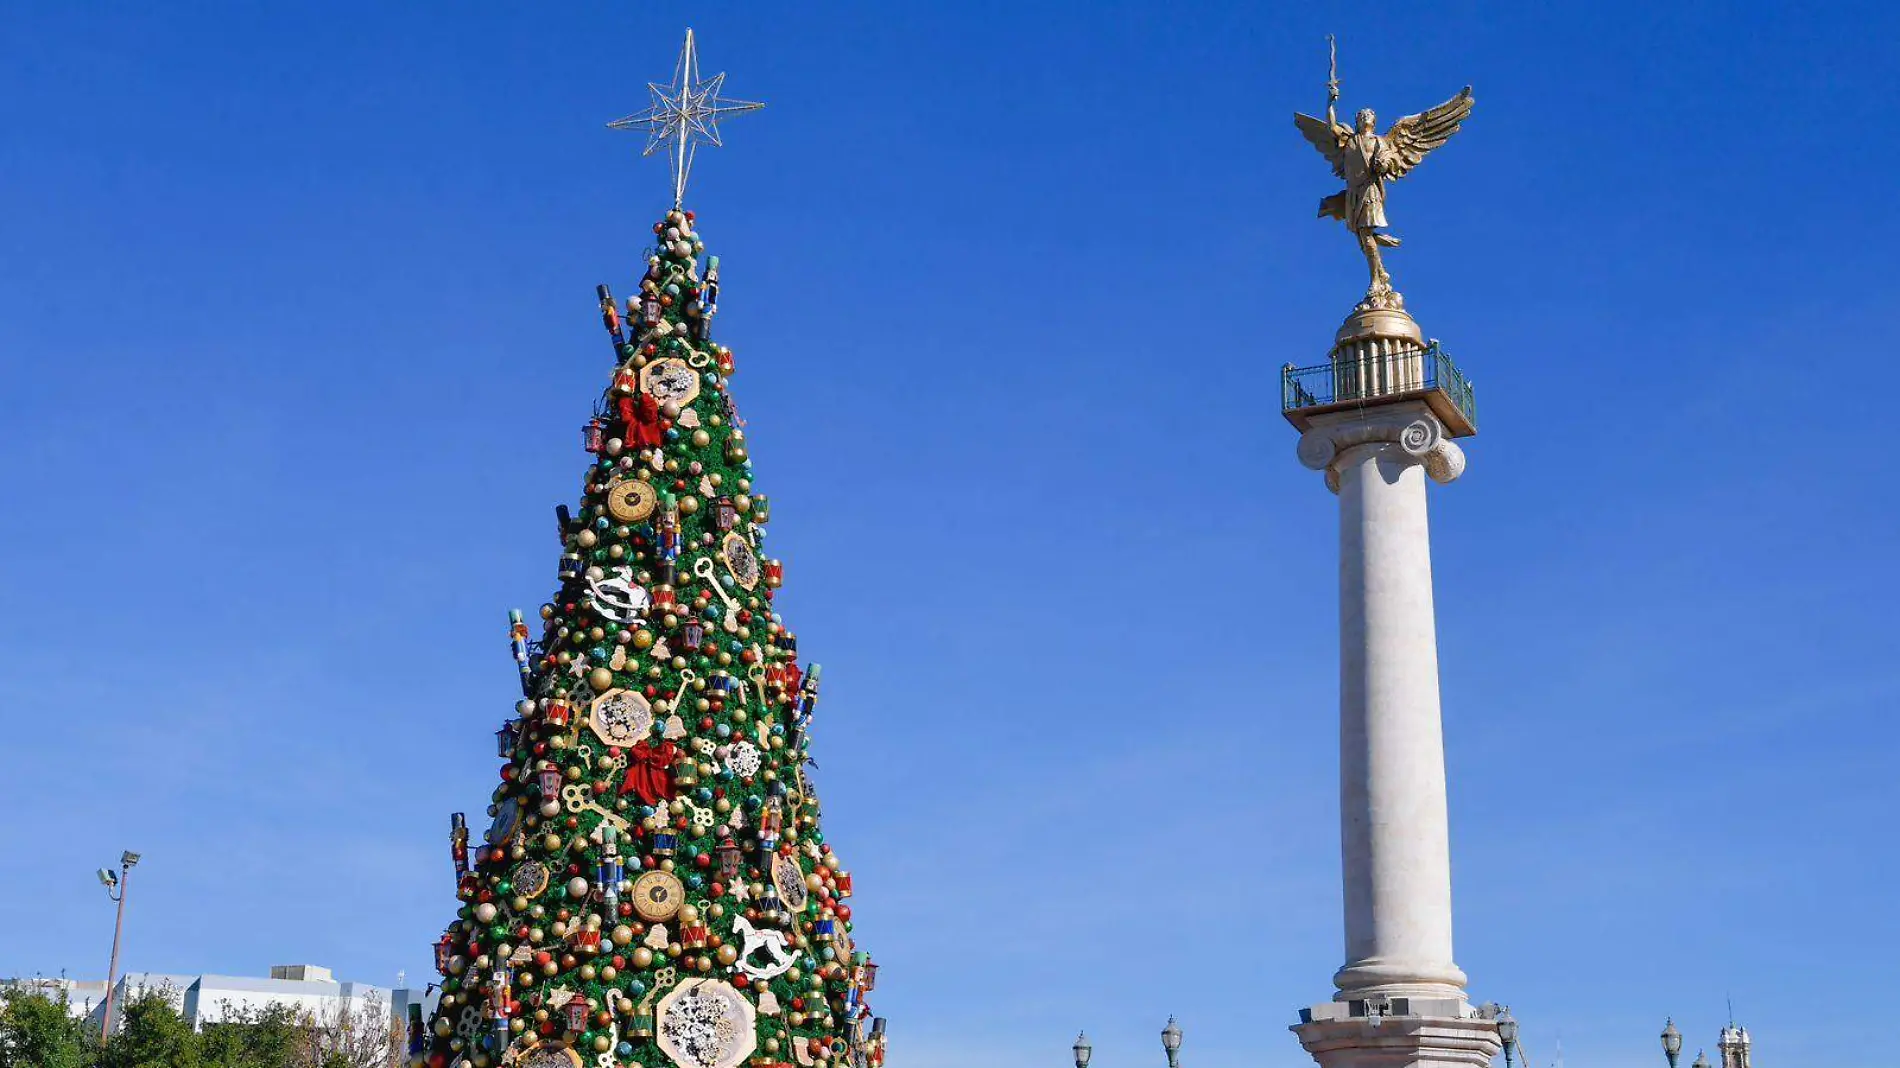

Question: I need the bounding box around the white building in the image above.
[6,965,437,1036]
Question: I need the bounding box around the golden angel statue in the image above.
[1295,42,1474,307]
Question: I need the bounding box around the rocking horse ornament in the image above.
[1294,35,1474,310]
[729,914,795,980]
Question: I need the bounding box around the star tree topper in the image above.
[609,28,765,208]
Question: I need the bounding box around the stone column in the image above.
[1291,402,1499,1068]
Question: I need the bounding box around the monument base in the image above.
[1292,1001,1502,1068]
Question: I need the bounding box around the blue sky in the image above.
[2,2,1896,1067]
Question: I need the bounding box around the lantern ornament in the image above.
[856,956,879,991]
[716,837,743,881]
[495,720,520,757]
[584,420,605,453]
[682,618,706,649]
[536,764,563,799]
[712,497,739,531]
[433,934,453,974]
[564,994,590,1034]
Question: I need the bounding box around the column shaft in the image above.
[1333,441,1466,1001]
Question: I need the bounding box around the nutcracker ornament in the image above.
[598,284,625,345]
[450,812,469,878]
[415,63,883,1061]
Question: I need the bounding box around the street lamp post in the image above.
[1662,1019,1683,1068]
[1497,1008,1519,1068]
[1073,1033,1092,1068]
[1161,1017,1183,1068]
[96,850,141,1040]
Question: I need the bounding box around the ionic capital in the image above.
[1296,407,1466,493]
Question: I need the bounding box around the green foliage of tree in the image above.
[198,1003,306,1068]
[0,987,94,1068]
[96,990,201,1068]
[0,983,397,1068]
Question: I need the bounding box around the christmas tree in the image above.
[415,32,883,1068]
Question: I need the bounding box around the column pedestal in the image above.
[1293,1002,1501,1068]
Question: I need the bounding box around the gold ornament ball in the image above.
[577,530,598,548]
[599,965,617,981]
[733,495,751,513]
[716,944,739,965]
[588,668,614,692]
[691,429,712,448]
[593,1036,613,1053]
[611,925,633,946]
[632,947,654,968]
[678,903,699,923]
[633,630,655,650]
[679,496,699,515]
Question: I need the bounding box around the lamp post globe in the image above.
[1073,1032,1092,1068]
[1662,1019,1683,1068]
[1161,1017,1183,1068]
[1497,1008,1519,1068]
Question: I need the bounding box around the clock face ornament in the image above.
[589,689,654,747]
[605,478,659,523]
[641,358,702,408]
[632,869,686,922]
[721,532,760,589]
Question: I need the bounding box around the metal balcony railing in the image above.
[1281,342,1478,436]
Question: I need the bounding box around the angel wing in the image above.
[1293,111,1349,179]
[1381,86,1474,179]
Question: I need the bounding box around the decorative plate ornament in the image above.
[723,740,761,779]
[589,689,654,747]
[655,979,757,1068]
[588,566,650,623]
[632,869,686,922]
[485,798,521,846]
[771,854,809,912]
[605,478,659,523]
[721,532,760,590]
[513,859,552,899]
[641,358,702,408]
[518,1049,584,1068]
